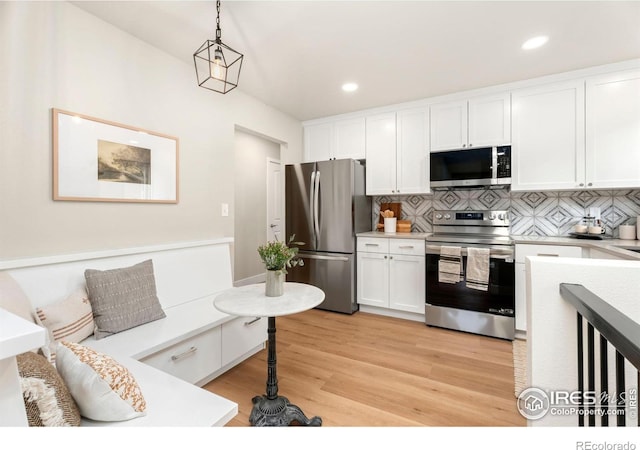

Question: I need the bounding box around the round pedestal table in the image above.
[213,282,324,426]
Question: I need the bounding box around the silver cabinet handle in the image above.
[244,317,261,326]
[399,246,414,249]
[537,253,559,257]
[171,346,197,361]
[365,243,379,246]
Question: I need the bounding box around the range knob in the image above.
[498,213,506,220]
[444,213,451,220]
[435,213,442,220]
[489,213,496,220]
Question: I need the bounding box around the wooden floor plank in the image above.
[203,309,525,427]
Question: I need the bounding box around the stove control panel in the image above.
[433,210,510,227]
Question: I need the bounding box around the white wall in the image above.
[233,130,280,283]
[0,1,302,260]
[527,257,640,426]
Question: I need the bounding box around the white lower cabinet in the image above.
[221,316,267,367]
[357,237,425,314]
[514,244,583,333]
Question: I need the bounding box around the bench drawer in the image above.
[140,327,222,385]
[221,316,267,367]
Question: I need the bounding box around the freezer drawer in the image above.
[286,251,357,314]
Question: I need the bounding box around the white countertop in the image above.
[357,231,432,239]
[356,231,640,260]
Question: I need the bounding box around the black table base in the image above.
[249,395,322,426]
[249,316,322,427]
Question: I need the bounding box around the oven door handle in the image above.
[425,244,514,260]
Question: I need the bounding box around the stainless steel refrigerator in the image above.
[285,159,371,314]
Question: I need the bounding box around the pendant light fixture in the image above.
[193,0,243,94]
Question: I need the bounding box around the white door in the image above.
[388,254,425,314]
[396,107,430,194]
[357,252,389,308]
[267,158,282,241]
[468,92,511,148]
[511,80,585,191]
[430,100,468,151]
[365,112,397,195]
[585,69,640,189]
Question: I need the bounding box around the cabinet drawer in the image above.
[389,239,425,256]
[221,316,267,367]
[515,244,582,263]
[140,327,221,385]
[357,237,389,254]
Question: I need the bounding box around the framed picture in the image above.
[52,109,179,203]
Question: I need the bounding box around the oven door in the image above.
[425,244,515,315]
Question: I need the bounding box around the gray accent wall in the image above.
[373,189,640,238]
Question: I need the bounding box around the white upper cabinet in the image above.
[512,68,640,192]
[365,113,397,195]
[365,107,430,195]
[304,122,333,162]
[585,69,640,189]
[511,80,585,191]
[430,92,511,152]
[303,117,366,162]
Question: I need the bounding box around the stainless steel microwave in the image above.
[430,146,511,189]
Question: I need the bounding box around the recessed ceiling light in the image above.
[522,35,549,50]
[342,82,358,92]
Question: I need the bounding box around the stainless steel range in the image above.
[425,210,515,340]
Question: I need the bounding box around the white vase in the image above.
[265,270,284,297]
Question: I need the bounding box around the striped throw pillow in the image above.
[35,288,95,363]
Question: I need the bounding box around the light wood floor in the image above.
[204,309,525,427]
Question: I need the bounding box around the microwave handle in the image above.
[491,146,498,180]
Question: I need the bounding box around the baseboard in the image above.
[234,273,265,287]
[358,305,425,323]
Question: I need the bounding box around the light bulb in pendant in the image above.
[210,47,227,81]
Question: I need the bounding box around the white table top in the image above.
[213,282,325,317]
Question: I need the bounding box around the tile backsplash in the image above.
[373,188,640,238]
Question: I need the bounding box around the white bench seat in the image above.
[1,239,267,427]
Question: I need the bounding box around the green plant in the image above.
[257,235,305,274]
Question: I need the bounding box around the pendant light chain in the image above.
[216,0,222,42]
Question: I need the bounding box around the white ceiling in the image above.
[72,1,640,121]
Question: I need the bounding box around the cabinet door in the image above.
[388,254,425,314]
[396,107,430,194]
[430,100,468,151]
[333,117,366,160]
[511,80,585,191]
[468,92,511,148]
[365,113,397,195]
[586,69,640,189]
[357,251,389,307]
[304,123,333,162]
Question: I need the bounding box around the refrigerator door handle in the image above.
[298,253,350,262]
[313,170,320,248]
[310,170,317,246]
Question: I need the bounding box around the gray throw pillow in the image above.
[84,259,166,340]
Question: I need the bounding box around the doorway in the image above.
[233,129,282,286]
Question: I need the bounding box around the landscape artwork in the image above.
[97,140,151,185]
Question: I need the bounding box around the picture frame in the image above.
[52,108,179,203]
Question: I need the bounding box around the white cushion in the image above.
[34,288,94,363]
[55,341,146,422]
